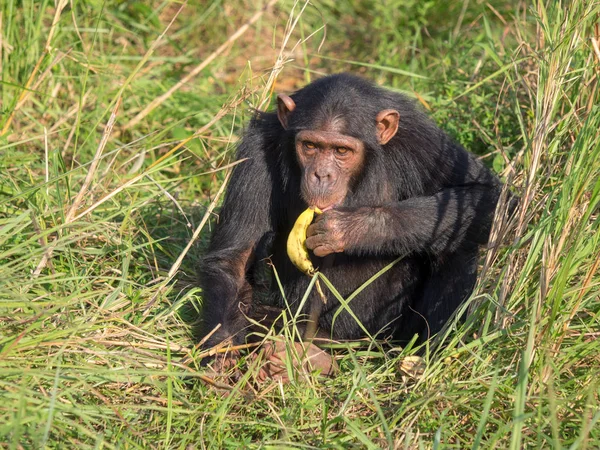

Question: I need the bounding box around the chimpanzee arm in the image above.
[198,128,274,347]
[306,183,500,259]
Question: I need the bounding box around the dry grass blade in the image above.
[257,0,322,110]
[71,94,246,222]
[122,0,279,131]
[0,0,68,137]
[65,97,122,222]
[32,97,122,277]
[166,169,231,280]
[142,167,234,314]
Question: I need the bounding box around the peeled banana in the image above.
[287,207,322,275]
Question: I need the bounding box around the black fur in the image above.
[199,73,501,346]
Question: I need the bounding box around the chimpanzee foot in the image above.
[204,349,242,380]
[255,341,338,383]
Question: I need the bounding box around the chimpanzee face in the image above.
[276,93,399,210]
[294,129,365,210]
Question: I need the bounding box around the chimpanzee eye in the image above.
[304,142,316,150]
[336,147,350,155]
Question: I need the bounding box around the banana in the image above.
[287,207,322,275]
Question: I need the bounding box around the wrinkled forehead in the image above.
[287,87,381,143]
[295,129,363,149]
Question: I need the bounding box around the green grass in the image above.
[1,0,599,447]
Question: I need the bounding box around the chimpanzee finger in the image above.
[307,220,327,238]
[313,210,336,224]
[312,244,334,258]
[313,210,325,221]
[306,233,327,251]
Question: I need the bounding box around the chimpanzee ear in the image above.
[277,94,296,130]
[376,109,400,145]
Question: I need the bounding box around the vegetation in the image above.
[1,0,598,447]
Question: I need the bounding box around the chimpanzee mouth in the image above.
[308,196,344,212]
[309,200,337,211]
[306,198,336,211]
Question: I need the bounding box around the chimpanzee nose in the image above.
[312,169,334,187]
[314,170,330,181]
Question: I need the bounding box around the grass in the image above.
[1,0,599,447]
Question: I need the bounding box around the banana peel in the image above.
[287,207,329,341]
[287,206,322,276]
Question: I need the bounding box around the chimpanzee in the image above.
[199,73,501,356]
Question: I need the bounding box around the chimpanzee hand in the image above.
[306,207,374,257]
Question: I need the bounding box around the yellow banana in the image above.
[287,207,322,275]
